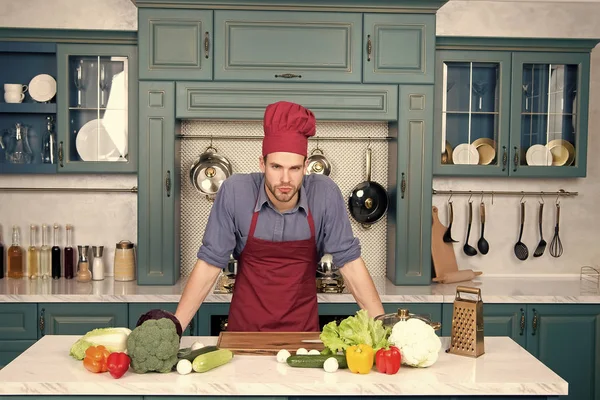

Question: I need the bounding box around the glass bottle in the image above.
[51,224,61,279]
[7,225,23,279]
[0,227,4,279]
[39,224,51,279]
[64,224,74,279]
[26,224,39,279]
[41,116,56,164]
[5,123,33,164]
[76,245,91,282]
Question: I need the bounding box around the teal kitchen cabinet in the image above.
[196,303,230,336]
[0,303,38,367]
[433,38,598,178]
[38,303,128,337]
[128,303,194,336]
[213,10,362,83]
[56,43,138,173]
[387,85,434,285]
[362,14,435,84]
[137,81,180,286]
[138,8,213,81]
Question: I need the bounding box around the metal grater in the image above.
[447,286,485,358]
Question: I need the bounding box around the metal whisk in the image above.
[549,203,563,257]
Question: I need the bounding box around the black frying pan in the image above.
[348,147,389,229]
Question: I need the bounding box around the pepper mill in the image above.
[92,246,104,281]
[76,245,91,282]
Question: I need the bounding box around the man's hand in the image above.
[175,259,223,331]
[338,257,385,318]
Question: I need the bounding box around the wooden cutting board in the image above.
[431,205,460,282]
[216,331,324,355]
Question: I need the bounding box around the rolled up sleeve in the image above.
[196,181,236,269]
[322,184,361,267]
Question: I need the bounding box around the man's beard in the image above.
[265,180,300,203]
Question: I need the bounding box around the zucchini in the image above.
[286,354,348,369]
[192,349,234,373]
[177,345,219,361]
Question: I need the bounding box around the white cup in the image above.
[4,84,28,94]
[4,92,25,103]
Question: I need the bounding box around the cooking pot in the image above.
[348,147,389,229]
[306,148,331,176]
[189,146,232,200]
[375,308,441,331]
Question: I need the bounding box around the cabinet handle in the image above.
[513,146,519,172]
[531,308,538,336]
[39,308,45,337]
[366,35,372,62]
[274,73,302,79]
[519,308,525,336]
[165,170,171,197]
[58,141,64,168]
[400,172,406,199]
[204,32,210,59]
[502,146,507,171]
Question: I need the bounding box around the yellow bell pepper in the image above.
[346,344,374,374]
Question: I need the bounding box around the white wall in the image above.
[0,0,598,276]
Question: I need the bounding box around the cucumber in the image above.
[286,354,348,369]
[192,349,234,373]
[177,345,219,362]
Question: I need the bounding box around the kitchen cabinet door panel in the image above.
[214,11,362,83]
[0,303,38,340]
[526,304,600,400]
[38,303,127,337]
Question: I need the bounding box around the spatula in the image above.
[514,202,529,260]
[533,202,546,257]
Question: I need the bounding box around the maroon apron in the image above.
[227,200,320,332]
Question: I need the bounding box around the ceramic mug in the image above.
[4,83,28,94]
[4,92,25,103]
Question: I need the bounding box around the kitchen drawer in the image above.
[0,340,36,367]
[128,303,194,336]
[0,303,38,340]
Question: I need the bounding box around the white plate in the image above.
[452,143,480,165]
[526,144,553,166]
[76,119,120,161]
[28,74,56,102]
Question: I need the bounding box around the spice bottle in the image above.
[91,246,104,281]
[76,245,91,282]
[114,240,135,281]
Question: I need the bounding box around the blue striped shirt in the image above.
[197,172,361,269]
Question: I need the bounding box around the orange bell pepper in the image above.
[83,345,110,373]
[346,344,374,374]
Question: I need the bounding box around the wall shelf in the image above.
[0,103,56,114]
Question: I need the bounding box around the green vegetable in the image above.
[126,318,180,373]
[192,349,234,373]
[286,354,348,369]
[319,309,390,354]
[69,327,132,360]
[177,345,219,362]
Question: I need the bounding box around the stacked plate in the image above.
[472,138,496,165]
[525,140,575,166]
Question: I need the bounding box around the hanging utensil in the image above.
[443,195,458,243]
[463,201,477,257]
[348,146,389,229]
[533,201,547,257]
[189,145,233,201]
[306,146,332,176]
[477,202,489,255]
[514,201,529,260]
[549,203,563,257]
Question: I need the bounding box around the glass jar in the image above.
[114,240,135,281]
[374,308,442,331]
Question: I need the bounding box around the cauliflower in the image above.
[126,318,180,373]
[388,318,441,368]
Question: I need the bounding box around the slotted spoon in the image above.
[533,202,547,257]
[514,202,529,260]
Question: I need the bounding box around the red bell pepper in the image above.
[375,346,401,375]
[107,352,130,379]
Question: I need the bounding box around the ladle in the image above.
[533,202,547,257]
[443,201,458,243]
[463,201,478,257]
[477,202,489,255]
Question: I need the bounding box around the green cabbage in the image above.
[69,327,132,360]
[319,310,390,354]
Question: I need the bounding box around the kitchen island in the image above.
[0,335,567,399]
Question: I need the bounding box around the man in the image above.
[175,101,384,332]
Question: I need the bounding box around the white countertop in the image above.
[0,335,567,397]
[0,275,598,303]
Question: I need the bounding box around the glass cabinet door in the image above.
[434,51,511,176]
[510,52,589,177]
[57,44,137,173]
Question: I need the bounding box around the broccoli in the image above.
[126,318,180,373]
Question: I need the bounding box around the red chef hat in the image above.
[262,101,316,157]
